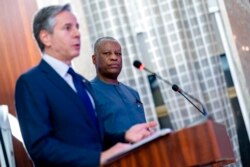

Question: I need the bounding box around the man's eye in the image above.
[103,52,111,55]
[116,53,122,56]
[64,25,71,31]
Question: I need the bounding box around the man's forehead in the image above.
[54,11,78,24]
[100,40,120,46]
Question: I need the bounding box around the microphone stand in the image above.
[172,85,207,116]
[143,67,172,86]
[137,65,207,116]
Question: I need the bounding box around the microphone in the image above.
[133,60,172,86]
[133,60,207,116]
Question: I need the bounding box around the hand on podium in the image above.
[125,121,157,143]
[101,143,131,165]
[100,121,157,165]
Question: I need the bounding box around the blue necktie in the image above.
[67,68,97,127]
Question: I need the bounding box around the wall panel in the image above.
[0,0,40,166]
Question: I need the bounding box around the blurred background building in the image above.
[35,0,250,166]
[0,0,249,166]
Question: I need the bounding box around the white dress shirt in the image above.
[42,54,95,108]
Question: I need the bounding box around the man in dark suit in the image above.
[15,4,156,167]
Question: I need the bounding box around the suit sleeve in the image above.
[15,75,100,167]
[102,131,127,150]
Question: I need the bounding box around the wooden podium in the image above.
[103,120,235,167]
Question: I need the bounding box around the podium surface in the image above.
[103,120,235,167]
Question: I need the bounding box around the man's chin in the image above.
[72,53,80,58]
[104,72,120,80]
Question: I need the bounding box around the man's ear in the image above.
[92,54,96,65]
[39,30,51,48]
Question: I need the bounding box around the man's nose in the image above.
[110,53,118,60]
[73,28,80,37]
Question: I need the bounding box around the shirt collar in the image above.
[94,76,120,86]
[42,53,70,78]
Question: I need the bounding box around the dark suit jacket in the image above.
[15,60,124,167]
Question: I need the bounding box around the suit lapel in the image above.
[38,60,100,134]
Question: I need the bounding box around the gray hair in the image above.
[33,4,71,51]
[93,36,119,54]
